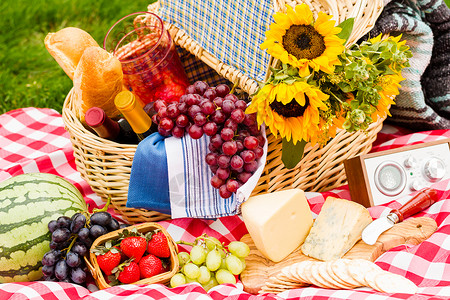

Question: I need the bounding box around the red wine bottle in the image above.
[85,107,139,144]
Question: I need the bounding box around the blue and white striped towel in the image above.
[127,127,267,219]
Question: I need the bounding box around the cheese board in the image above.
[240,217,437,294]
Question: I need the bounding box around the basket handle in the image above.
[84,256,100,281]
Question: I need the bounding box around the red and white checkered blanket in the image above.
[1,107,450,300]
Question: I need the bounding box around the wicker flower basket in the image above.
[85,222,179,289]
[62,0,384,224]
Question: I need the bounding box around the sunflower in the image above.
[371,73,404,121]
[246,81,329,144]
[261,4,345,77]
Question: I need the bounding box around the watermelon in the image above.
[0,173,87,283]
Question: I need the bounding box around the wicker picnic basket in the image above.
[62,0,385,224]
[85,222,179,289]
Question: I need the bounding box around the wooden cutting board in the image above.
[240,217,437,294]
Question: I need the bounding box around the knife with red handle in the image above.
[362,188,439,245]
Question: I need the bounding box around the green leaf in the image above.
[284,78,296,85]
[281,138,307,169]
[274,73,289,81]
[337,18,354,44]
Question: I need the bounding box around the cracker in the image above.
[281,264,294,279]
[303,262,327,288]
[288,264,301,282]
[325,261,355,289]
[330,259,362,288]
[265,280,305,289]
[301,261,317,286]
[317,261,351,289]
[266,272,307,289]
[363,269,382,291]
[347,259,383,286]
[275,273,305,286]
[373,272,418,294]
[294,260,315,284]
[309,261,340,289]
[280,265,304,285]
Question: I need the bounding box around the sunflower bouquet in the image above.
[246,4,412,168]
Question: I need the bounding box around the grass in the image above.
[0,0,152,114]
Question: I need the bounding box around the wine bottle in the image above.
[85,107,139,144]
[114,91,153,141]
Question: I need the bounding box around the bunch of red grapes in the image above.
[151,81,265,198]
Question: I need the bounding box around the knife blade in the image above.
[362,187,438,245]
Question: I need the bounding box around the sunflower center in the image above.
[269,96,310,118]
[282,25,326,60]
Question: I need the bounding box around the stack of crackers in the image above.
[259,259,418,294]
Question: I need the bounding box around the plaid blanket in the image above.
[2,108,450,299]
[365,0,450,130]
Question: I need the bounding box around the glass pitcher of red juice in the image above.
[104,12,189,105]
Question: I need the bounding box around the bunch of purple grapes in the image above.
[41,211,127,285]
[152,81,265,198]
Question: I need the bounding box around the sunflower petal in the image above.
[260,39,275,50]
[308,106,320,123]
[273,11,292,29]
[297,64,311,77]
[295,3,313,25]
[294,91,306,106]
[268,23,287,39]
[291,117,303,144]
[277,84,288,104]
[285,4,302,25]
[314,14,336,36]
[315,12,333,27]
[303,107,311,126]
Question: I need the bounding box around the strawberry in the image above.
[139,254,162,278]
[97,249,122,276]
[147,231,171,258]
[120,236,147,263]
[114,245,128,262]
[116,261,141,284]
[160,259,170,273]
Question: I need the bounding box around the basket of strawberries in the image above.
[87,222,179,289]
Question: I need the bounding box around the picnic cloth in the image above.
[363,0,450,130]
[2,107,450,299]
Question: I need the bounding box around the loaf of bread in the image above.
[44,27,100,80]
[72,46,123,121]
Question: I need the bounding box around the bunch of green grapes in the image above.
[170,234,250,291]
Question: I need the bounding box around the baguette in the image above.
[44,27,100,80]
[72,46,123,121]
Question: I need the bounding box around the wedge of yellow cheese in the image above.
[301,197,373,261]
[241,189,313,262]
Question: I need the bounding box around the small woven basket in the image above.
[63,0,384,223]
[85,222,179,289]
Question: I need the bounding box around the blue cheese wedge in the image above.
[241,189,313,262]
[301,197,372,261]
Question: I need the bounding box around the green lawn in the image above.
[0,0,153,114]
